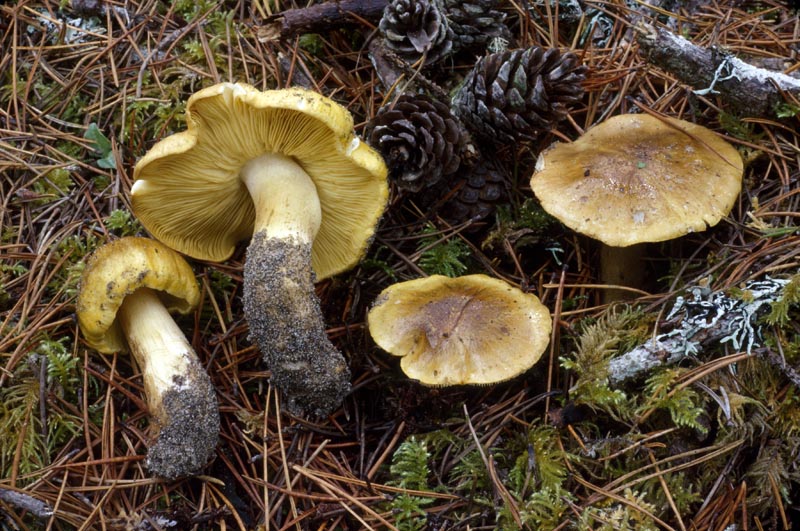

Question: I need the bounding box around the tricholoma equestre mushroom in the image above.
[76,237,219,480]
[131,83,389,416]
[530,113,743,299]
[367,274,552,386]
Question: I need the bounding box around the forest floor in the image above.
[2,0,800,530]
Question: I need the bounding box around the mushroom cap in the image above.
[131,82,389,280]
[367,274,552,386]
[77,237,200,353]
[530,113,743,247]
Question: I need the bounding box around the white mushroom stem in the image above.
[116,287,193,411]
[239,152,351,417]
[241,153,322,242]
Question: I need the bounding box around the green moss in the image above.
[561,307,645,419]
[299,34,324,56]
[416,223,471,277]
[577,489,659,531]
[31,167,74,205]
[483,198,557,251]
[104,209,142,237]
[499,487,574,531]
[47,232,99,300]
[386,436,434,531]
[0,341,82,482]
[636,368,708,433]
[766,274,800,326]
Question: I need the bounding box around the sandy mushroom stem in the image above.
[116,287,219,480]
[240,153,350,416]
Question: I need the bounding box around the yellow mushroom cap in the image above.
[76,237,200,353]
[131,82,389,280]
[530,113,743,247]
[367,274,552,386]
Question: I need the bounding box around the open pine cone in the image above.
[368,93,467,193]
[452,46,586,144]
[444,0,511,51]
[379,0,454,66]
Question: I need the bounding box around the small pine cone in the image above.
[441,158,507,226]
[379,0,454,65]
[452,46,586,144]
[444,0,511,51]
[368,94,466,192]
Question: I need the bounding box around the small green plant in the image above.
[173,0,217,20]
[35,336,80,395]
[32,167,75,204]
[766,274,800,326]
[386,436,434,531]
[561,307,642,419]
[577,489,659,531]
[775,102,800,119]
[0,347,81,481]
[298,33,324,56]
[389,436,430,490]
[84,123,116,169]
[416,223,470,277]
[2,262,28,277]
[47,232,99,300]
[500,486,574,531]
[635,368,707,433]
[719,111,761,141]
[104,209,142,236]
[483,198,557,251]
[209,268,235,294]
[450,449,490,493]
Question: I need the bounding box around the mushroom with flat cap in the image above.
[530,113,743,300]
[367,274,551,386]
[76,237,219,480]
[130,83,389,417]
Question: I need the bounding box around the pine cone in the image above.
[368,94,466,192]
[379,0,454,65]
[452,46,586,144]
[440,158,507,226]
[444,0,511,51]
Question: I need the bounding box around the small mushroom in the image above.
[530,113,743,300]
[131,83,389,416]
[76,237,219,480]
[367,274,552,386]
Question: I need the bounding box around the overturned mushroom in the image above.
[131,83,389,416]
[76,237,219,480]
[367,274,552,386]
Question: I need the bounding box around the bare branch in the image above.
[257,0,388,42]
[636,22,800,118]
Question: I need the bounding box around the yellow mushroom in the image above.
[76,237,218,480]
[531,113,743,299]
[367,274,551,386]
[130,83,389,416]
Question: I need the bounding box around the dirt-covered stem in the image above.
[240,153,351,416]
[116,287,219,480]
[243,234,351,417]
